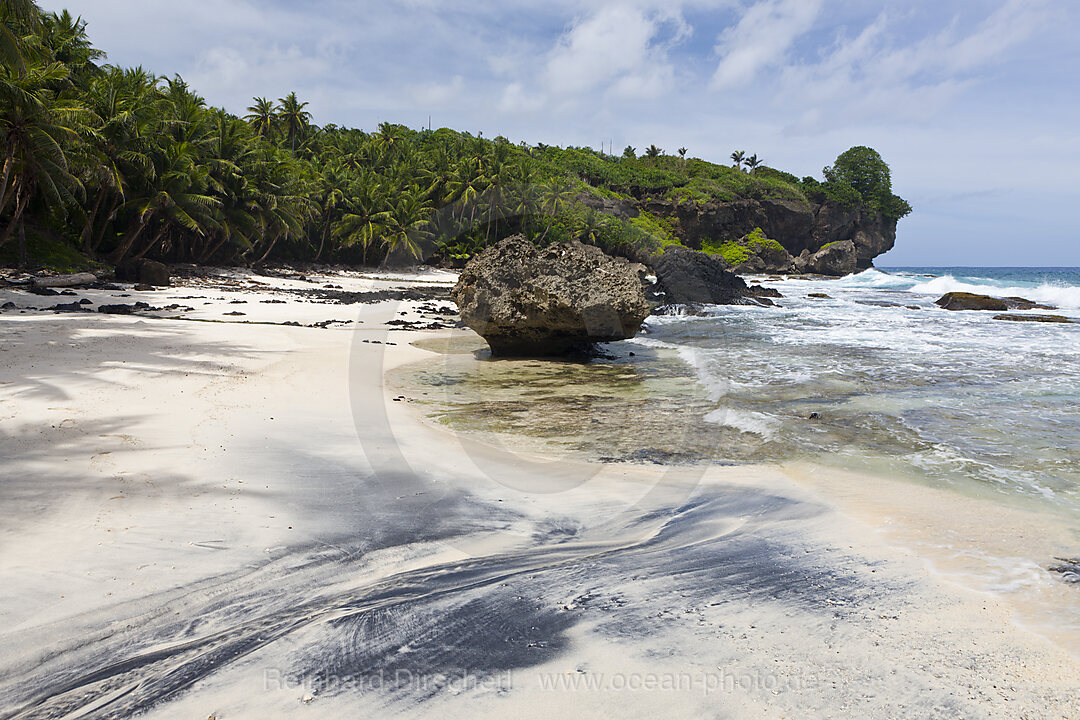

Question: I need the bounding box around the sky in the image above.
[47,0,1080,265]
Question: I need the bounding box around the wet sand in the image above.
[1,269,1078,719]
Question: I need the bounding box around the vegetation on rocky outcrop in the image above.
[1,3,910,272]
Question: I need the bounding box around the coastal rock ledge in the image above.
[452,235,650,356]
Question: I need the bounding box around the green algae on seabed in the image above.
[391,336,778,464]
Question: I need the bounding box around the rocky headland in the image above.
[583,194,895,276]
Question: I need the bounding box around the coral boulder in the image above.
[452,235,650,356]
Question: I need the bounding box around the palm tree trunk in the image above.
[91,197,121,254]
[16,219,27,267]
[253,233,279,265]
[0,188,29,249]
[0,153,14,216]
[200,235,229,263]
[133,225,168,260]
[82,189,106,253]
[315,217,329,261]
[109,215,149,263]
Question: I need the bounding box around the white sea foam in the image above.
[907,276,1080,310]
[703,407,781,438]
[830,268,915,289]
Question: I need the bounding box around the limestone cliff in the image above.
[581,194,896,272]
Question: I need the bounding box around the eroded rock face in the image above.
[646,198,817,257]
[652,245,750,305]
[729,228,796,274]
[794,240,857,276]
[811,204,895,269]
[451,235,649,356]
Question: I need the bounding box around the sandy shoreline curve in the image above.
[1,268,1078,719]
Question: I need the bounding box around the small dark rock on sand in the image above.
[1049,558,1080,583]
[98,302,151,315]
[48,302,92,313]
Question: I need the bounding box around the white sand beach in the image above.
[1,269,1078,719]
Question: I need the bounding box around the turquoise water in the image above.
[636,267,1080,514]
[404,267,1080,517]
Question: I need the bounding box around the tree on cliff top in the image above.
[824,146,890,199]
[823,146,911,221]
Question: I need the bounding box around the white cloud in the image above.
[542,4,687,99]
[711,0,823,89]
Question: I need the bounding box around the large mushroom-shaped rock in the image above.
[452,235,649,356]
[794,239,858,276]
[651,245,750,305]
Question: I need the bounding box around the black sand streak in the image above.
[0,486,878,719]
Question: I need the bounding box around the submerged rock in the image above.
[936,292,1055,312]
[651,245,750,305]
[1049,558,1080,583]
[993,313,1077,324]
[451,235,649,356]
[935,292,1007,311]
[794,240,857,276]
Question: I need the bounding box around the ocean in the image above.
[394,265,1080,654]
[406,267,1080,515]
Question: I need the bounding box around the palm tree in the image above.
[276,91,310,154]
[644,144,662,159]
[79,66,162,254]
[0,58,88,262]
[575,207,607,245]
[537,176,576,242]
[678,146,687,162]
[622,146,636,159]
[312,158,346,260]
[730,150,746,170]
[0,0,41,73]
[373,189,433,262]
[39,10,103,85]
[110,139,219,262]
[745,154,763,172]
[244,96,275,139]
[334,173,386,265]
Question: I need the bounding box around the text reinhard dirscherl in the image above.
[263,668,815,697]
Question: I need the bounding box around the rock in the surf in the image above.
[993,313,1077,324]
[651,245,750,305]
[451,235,649,356]
[794,239,858,276]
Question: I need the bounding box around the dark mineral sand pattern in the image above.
[2,484,869,718]
[3,272,1080,719]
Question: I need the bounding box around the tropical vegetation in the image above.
[0,3,910,270]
